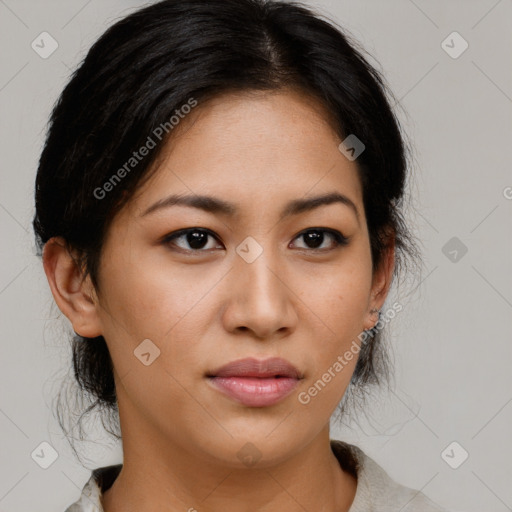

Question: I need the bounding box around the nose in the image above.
[221,247,298,340]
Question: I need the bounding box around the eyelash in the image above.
[161,227,349,254]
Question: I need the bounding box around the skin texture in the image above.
[43,88,395,512]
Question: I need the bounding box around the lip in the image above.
[206,357,303,407]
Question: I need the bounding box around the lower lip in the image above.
[208,376,300,407]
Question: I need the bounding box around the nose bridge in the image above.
[236,238,283,304]
[224,236,295,336]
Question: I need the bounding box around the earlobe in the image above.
[42,237,103,338]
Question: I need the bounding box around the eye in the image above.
[162,228,223,252]
[290,228,349,251]
[161,227,349,254]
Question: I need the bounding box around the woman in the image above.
[33,0,446,510]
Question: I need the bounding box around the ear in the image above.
[363,229,396,331]
[42,237,103,338]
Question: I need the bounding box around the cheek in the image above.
[98,247,213,339]
[308,257,373,327]
[96,247,227,390]
[298,257,371,392]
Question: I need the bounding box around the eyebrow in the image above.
[141,191,360,223]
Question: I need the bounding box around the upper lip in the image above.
[207,357,303,379]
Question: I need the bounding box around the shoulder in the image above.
[330,439,449,512]
[63,464,122,512]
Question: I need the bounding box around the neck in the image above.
[101,399,357,512]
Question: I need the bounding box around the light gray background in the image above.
[0,1,511,511]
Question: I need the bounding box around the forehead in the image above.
[125,88,363,219]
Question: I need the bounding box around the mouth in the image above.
[206,357,304,407]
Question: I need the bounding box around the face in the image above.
[79,89,392,467]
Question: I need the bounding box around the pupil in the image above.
[305,231,323,248]
[188,231,207,249]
